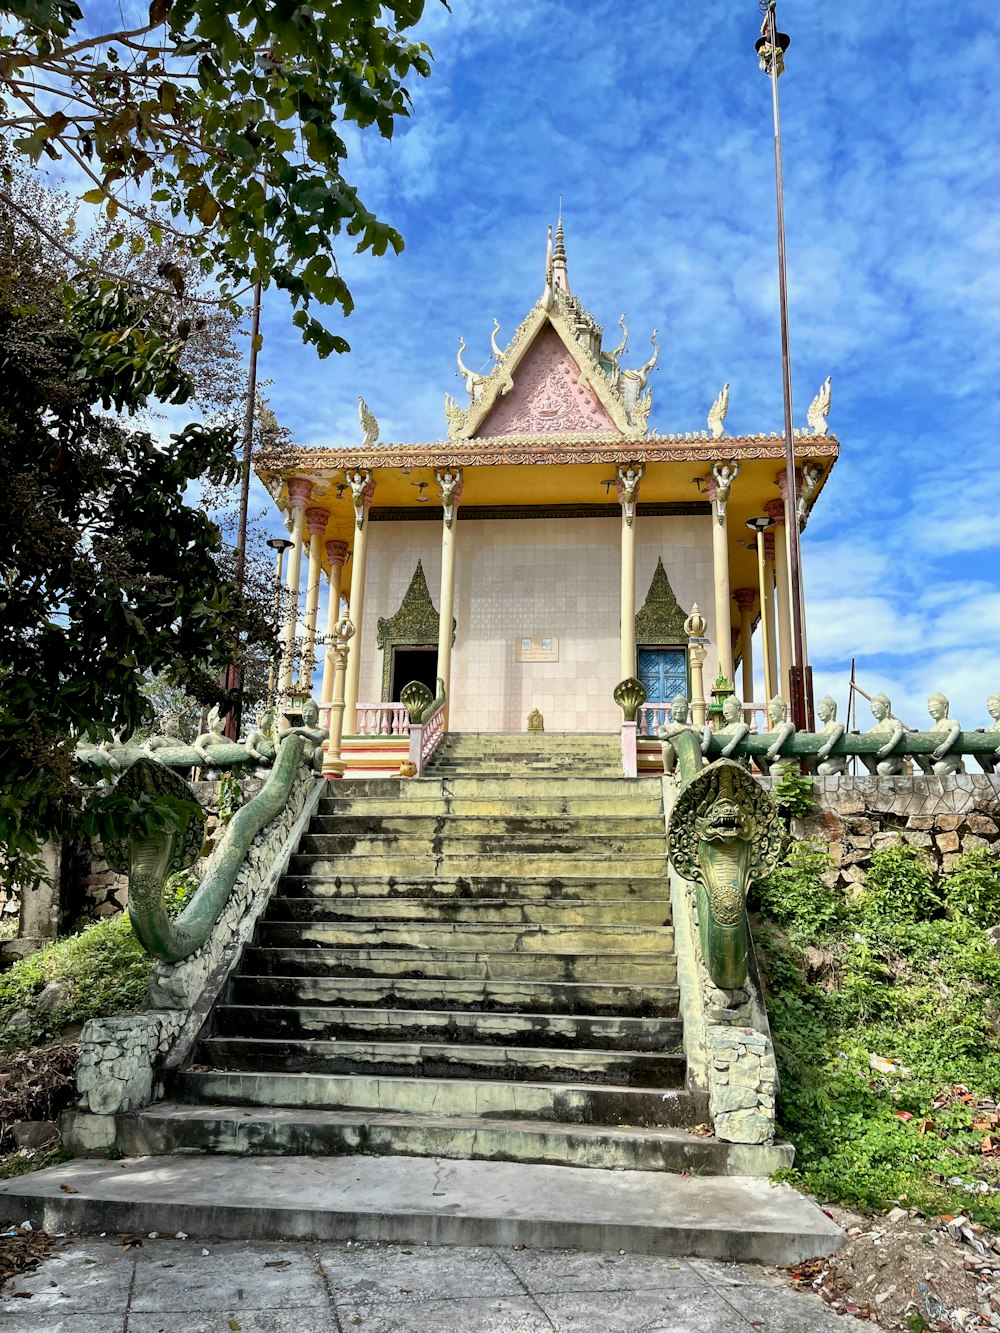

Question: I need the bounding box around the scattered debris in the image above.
[0,1046,77,1154]
[780,1204,1000,1331]
[0,1223,59,1294]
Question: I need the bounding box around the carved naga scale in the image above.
[665,731,783,990]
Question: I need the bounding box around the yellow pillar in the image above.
[733,588,756,703]
[279,478,312,695]
[434,470,462,726]
[322,616,355,779]
[762,531,779,702]
[319,540,349,712]
[685,604,708,725]
[765,500,792,703]
[298,506,329,691]
[342,471,374,735]
[705,471,735,686]
[617,464,643,680]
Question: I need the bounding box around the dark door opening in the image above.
[390,646,438,701]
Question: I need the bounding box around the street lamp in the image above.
[755,0,813,729]
[745,517,776,708]
[265,537,294,707]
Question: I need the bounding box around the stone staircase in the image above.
[112,734,761,1173]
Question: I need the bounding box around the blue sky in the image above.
[247,0,999,727]
[53,0,1000,727]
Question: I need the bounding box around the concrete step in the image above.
[0,1155,843,1262]
[323,776,662,800]
[101,1104,790,1176]
[265,895,672,926]
[309,814,660,838]
[172,1069,703,1126]
[287,854,669,880]
[277,873,671,901]
[241,946,677,984]
[295,832,667,859]
[227,974,681,1018]
[318,796,665,818]
[194,1036,687,1087]
[211,1004,684,1052]
[255,920,674,955]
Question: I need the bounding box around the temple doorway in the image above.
[637,647,688,703]
[390,647,438,701]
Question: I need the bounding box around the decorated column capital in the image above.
[325,539,349,569]
[305,506,330,538]
[764,497,785,528]
[286,477,313,510]
[615,462,645,527]
[733,587,757,612]
[346,470,375,530]
[763,530,776,562]
[434,468,464,529]
[705,461,739,525]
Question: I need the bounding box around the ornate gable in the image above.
[444,221,658,443]
[477,325,618,436]
[635,557,689,645]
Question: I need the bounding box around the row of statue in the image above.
[658,691,1000,777]
[73,701,331,777]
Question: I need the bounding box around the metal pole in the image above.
[763,3,811,728]
[223,276,264,739]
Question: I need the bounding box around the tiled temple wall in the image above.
[358,514,716,733]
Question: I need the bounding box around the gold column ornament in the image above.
[685,603,708,726]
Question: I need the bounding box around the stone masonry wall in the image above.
[790,775,1000,890]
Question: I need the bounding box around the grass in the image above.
[753,842,1000,1225]
[0,913,152,1055]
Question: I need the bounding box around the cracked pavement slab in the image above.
[0,1236,870,1332]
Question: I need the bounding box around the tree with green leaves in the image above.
[0,0,440,355]
[0,164,272,891]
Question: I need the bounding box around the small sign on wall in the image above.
[516,636,559,662]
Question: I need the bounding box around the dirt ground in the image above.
[778,1204,1000,1331]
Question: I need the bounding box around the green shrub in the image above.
[941,848,1000,928]
[856,843,941,927]
[0,914,151,1054]
[771,764,815,819]
[752,839,841,942]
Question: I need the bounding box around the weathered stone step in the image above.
[265,895,672,926]
[309,814,660,838]
[296,833,667,858]
[211,1004,683,1052]
[0,1156,840,1262]
[172,1069,703,1126]
[323,776,661,800]
[255,920,674,955]
[195,1036,686,1087]
[277,873,670,901]
[288,854,669,880]
[241,946,677,984]
[108,1105,791,1176]
[317,796,665,818]
[228,974,681,1018]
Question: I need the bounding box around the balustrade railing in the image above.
[408,699,446,776]
[354,702,411,737]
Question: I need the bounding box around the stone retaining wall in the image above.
[790,775,1000,889]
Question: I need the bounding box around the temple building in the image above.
[256,221,838,770]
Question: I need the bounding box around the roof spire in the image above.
[551,204,570,295]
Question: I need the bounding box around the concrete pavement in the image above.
[0,1234,868,1332]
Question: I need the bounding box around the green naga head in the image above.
[667,758,783,989]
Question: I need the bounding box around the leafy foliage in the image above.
[0,915,152,1055]
[0,0,443,355]
[755,843,1000,1225]
[940,848,1000,928]
[771,763,815,819]
[0,159,272,890]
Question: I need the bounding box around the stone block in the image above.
[935,814,963,831]
[937,831,961,853]
[843,863,866,884]
[902,831,933,848]
[713,1081,759,1114]
[872,831,901,849]
[906,815,935,831]
[963,835,991,853]
[967,815,999,837]
[715,1108,772,1145]
[942,853,963,872]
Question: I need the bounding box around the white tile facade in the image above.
[356,514,717,733]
